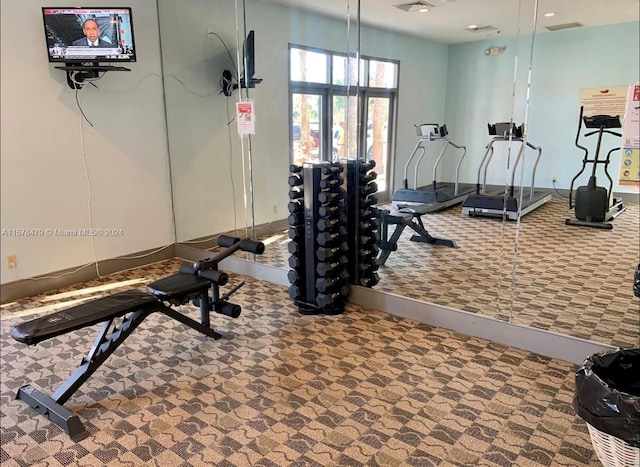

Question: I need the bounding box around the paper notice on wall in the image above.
[236,100,255,135]
[619,83,639,185]
[579,86,628,118]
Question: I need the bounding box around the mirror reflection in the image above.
[158,0,639,350]
[511,0,639,347]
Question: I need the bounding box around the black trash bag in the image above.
[573,348,640,448]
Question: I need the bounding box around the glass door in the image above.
[365,95,392,194]
[291,93,323,165]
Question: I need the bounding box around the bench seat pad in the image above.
[146,273,211,304]
[11,290,157,346]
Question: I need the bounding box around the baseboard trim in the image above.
[182,253,615,364]
[175,219,290,251]
[0,245,176,304]
[349,286,615,365]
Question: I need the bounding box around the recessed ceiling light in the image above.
[468,24,478,29]
[544,12,555,17]
[419,8,429,12]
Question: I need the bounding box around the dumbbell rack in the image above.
[287,161,350,315]
[342,159,380,287]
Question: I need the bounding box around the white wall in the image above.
[527,22,640,192]
[445,22,640,193]
[0,0,174,284]
[160,0,449,242]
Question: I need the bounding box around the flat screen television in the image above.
[42,7,136,63]
[241,30,261,88]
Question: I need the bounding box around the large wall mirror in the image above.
[158,0,639,352]
[511,0,639,349]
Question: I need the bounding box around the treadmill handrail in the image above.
[508,139,542,203]
[403,142,425,189]
[427,139,467,194]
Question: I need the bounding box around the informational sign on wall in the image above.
[579,86,628,118]
[619,83,639,185]
[236,100,255,135]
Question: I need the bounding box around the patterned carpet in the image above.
[252,197,640,349]
[0,261,606,466]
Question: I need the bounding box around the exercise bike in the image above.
[565,106,626,230]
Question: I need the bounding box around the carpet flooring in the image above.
[251,197,639,349]
[0,259,612,466]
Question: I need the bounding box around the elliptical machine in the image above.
[565,106,626,229]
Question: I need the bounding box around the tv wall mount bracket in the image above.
[55,62,130,89]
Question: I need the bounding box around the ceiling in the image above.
[261,0,639,44]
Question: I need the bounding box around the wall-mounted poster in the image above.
[579,86,628,118]
[619,83,639,185]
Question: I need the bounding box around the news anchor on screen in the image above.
[71,19,110,47]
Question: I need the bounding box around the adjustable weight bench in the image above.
[10,235,264,441]
[373,204,457,266]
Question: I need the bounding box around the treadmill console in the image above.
[488,122,524,138]
[416,123,448,140]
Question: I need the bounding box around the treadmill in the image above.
[391,123,475,212]
[461,122,553,220]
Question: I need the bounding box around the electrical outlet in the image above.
[273,204,278,213]
[552,176,558,183]
[7,255,17,269]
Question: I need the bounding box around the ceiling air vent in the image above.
[466,25,500,34]
[546,22,583,31]
[394,1,436,12]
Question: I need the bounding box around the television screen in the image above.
[42,7,136,63]
[244,30,255,82]
[241,30,261,88]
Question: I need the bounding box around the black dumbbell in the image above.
[318,191,342,204]
[360,160,376,172]
[289,188,303,200]
[320,178,341,190]
[288,225,304,241]
[361,182,378,197]
[288,241,302,255]
[359,245,380,257]
[357,235,376,247]
[363,195,378,208]
[316,286,350,308]
[288,200,303,213]
[359,208,373,219]
[359,172,377,184]
[321,165,342,175]
[316,261,341,276]
[288,284,303,300]
[288,255,302,269]
[288,269,302,284]
[319,204,340,217]
[316,247,344,262]
[359,272,380,287]
[317,228,347,246]
[315,292,339,308]
[359,221,374,231]
[290,164,303,173]
[315,276,341,293]
[317,217,339,232]
[288,212,304,226]
[288,175,303,187]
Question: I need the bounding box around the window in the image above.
[289,45,399,195]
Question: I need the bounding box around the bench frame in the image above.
[12,236,264,441]
[375,205,457,266]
